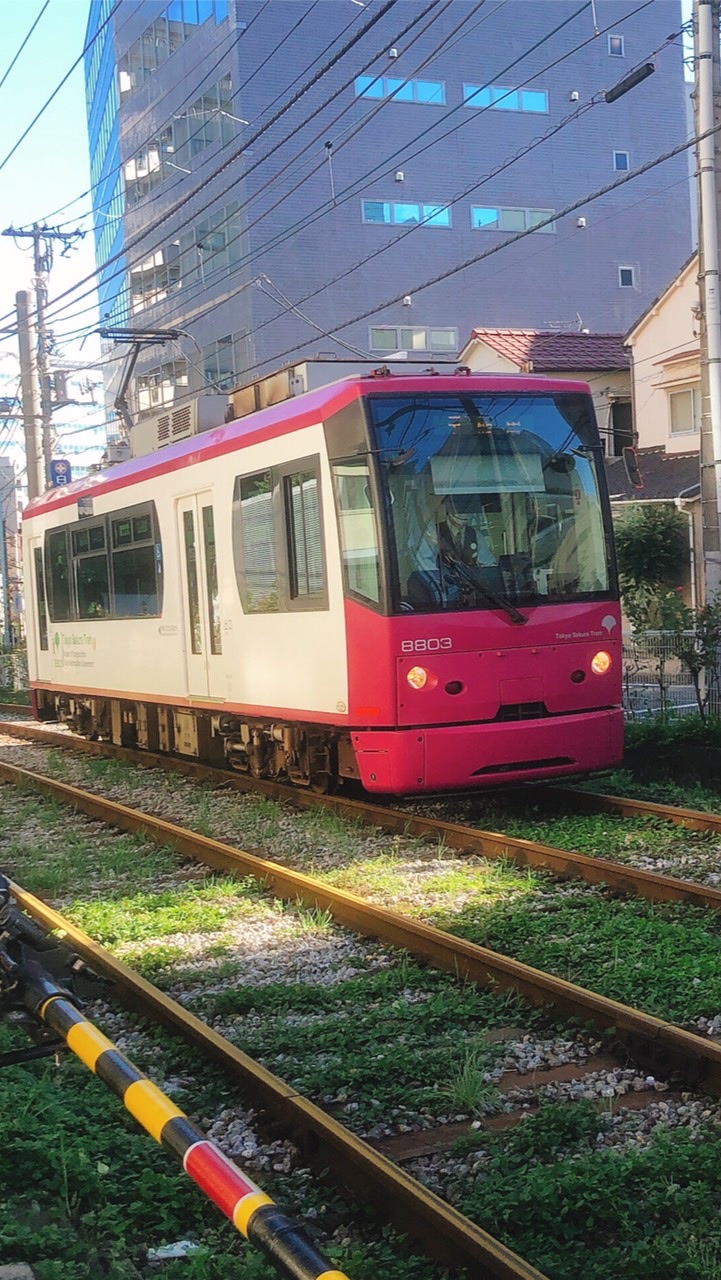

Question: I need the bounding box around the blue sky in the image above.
[0,0,103,470]
[0,0,100,349]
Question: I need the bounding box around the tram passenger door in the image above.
[176,493,224,700]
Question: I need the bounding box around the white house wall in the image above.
[627,260,700,455]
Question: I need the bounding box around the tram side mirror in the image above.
[548,453,576,474]
[622,446,644,490]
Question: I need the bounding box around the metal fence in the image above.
[622,631,715,719]
[0,649,28,692]
[0,639,713,718]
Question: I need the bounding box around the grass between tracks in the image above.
[6,758,721,1276]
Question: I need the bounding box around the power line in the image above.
[242,121,705,377]
[0,1,121,176]
[0,0,674,372]
[0,0,51,98]
[14,0,403,335]
[25,0,581,336]
[111,0,657,356]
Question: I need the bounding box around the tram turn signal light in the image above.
[407,666,429,689]
[591,650,612,675]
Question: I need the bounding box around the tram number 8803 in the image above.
[401,638,453,653]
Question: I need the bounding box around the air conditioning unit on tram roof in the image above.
[130,394,229,458]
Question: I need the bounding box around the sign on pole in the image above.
[50,458,72,487]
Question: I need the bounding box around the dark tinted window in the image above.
[45,530,72,621]
[33,546,48,649]
[44,502,163,621]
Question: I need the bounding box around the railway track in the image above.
[2,749,721,1095]
[4,732,721,1275]
[6,875,542,1280]
[3,717,721,918]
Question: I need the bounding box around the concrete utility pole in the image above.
[0,517,11,649]
[15,291,43,502]
[695,0,721,600]
[2,223,83,491]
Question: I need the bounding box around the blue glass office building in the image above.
[84,0,692,423]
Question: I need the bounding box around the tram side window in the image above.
[202,505,222,653]
[45,529,73,622]
[33,547,49,648]
[43,502,162,621]
[331,459,381,604]
[73,523,110,617]
[111,508,163,617]
[283,466,327,608]
[233,470,280,613]
[233,458,328,613]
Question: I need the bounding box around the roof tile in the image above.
[469,327,630,372]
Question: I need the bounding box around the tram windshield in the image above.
[366,392,614,613]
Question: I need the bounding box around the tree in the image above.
[614,503,689,630]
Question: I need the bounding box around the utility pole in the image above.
[695,0,721,601]
[2,223,83,491]
[0,518,11,649]
[15,291,43,502]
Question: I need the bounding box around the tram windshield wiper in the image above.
[442,552,527,624]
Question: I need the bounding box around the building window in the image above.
[613,150,630,171]
[136,360,189,414]
[669,385,701,436]
[355,75,445,104]
[124,73,236,205]
[202,333,246,390]
[129,200,241,314]
[618,265,636,288]
[361,200,450,226]
[463,84,548,113]
[471,205,556,233]
[119,0,229,100]
[368,325,457,352]
[608,34,624,56]
[129,243,182,311]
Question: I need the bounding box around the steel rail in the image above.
[2,721,721,916]
[3,757,721,1097]
[542,784,721,833]
[7,875,546,1280]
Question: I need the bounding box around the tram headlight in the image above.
[407,666,429,689]
[591,650,612,675]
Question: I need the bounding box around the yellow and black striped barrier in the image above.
[19,960,350,1280]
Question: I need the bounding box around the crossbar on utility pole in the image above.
[3,223,83,492]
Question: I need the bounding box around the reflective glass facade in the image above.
[85,0,127,326]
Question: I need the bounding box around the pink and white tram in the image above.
[22,371,623,794]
